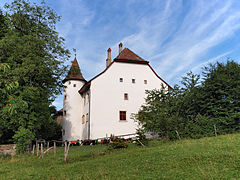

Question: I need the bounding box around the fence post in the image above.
[36,142,39,156]
[64,141,70,162]
[175,130,181,140]
[54,141,56,158]
[214,125,217,137]
[47,142,49,155]
[32,144,35,155]
[41,143,44,158]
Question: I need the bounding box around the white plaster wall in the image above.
[81,91,90,140]
[89,62,168,139]
[62,80,85,141]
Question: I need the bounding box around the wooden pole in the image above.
[214,125,217,137]
[64,142,70,162]
[137,139,145,147]
[47,142,49,155]
[44,147,53,154]
[41,143,44,158]
[54,141,56,158]
[32,144,35,155]
[36,143,39,156]
[175,130,181,140]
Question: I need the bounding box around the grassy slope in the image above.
[1,134,240,179]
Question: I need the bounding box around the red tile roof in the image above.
[63,58,86,83]
[79,47,172,94]
[115,48,146,61]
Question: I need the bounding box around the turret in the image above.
[62,58,86,141]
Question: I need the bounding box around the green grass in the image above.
[1,134,240,179]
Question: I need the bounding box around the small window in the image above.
[82,115,85,124]
[64,95,67,100]
[144,80,147,84]
[86,113,89,122]
[124,93,128,100]
[120,78,123,82]
[84,96,86,105]
[69,81,71,85]
[73,84,76,87]
[64,111,66,116]
[120,111,126,120]
[132,79,135,83]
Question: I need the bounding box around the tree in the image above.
[0,0,69,146]
[200,60,240,134]
[135,60,240,140]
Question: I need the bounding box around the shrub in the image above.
[13,127,34,153]
[136,127,148,146]
[108,138,128,150]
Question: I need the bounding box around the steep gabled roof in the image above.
[115,48,146,61]
[79,47,172,94]
[63,58,86,83]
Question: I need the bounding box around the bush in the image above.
[108,138,128,150]
[13,127,34,153]
[136,127,148,146]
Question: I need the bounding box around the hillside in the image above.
[1,134,240,179]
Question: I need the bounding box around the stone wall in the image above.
[0,144,16,156]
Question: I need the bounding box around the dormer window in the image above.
[120,78,123,82]
[132,79,135,84]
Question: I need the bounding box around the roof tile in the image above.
[114,48,146,61]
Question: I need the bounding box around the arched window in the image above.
[82,115,85,124]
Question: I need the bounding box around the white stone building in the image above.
[62,43,171,141]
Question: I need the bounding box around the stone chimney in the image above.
[106,48,111,68]
[119,42,123,54]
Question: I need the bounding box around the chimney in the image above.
[119,42,123,54]
[106,48,111,68]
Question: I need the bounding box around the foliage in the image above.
[136,127,148,146]
[13,127,34,153]
[0,0,69,145]
[108,138,128,150]
[1,134,240,179]
[135,61,240,140]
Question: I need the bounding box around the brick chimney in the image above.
[106,48,111,68]
[119,42,123,54]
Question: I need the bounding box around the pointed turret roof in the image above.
[63,58,86,83]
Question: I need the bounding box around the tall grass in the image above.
[1,134,240,179]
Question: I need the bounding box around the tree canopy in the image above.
[0,0,69,145]
[135,60,240,140]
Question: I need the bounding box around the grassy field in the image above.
[1,134,240,179]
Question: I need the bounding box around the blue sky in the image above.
[1,0,240,110]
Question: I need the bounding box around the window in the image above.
[69,81,71,85]
[132,79,135,83]
[73,84,76,87]
[64,95,67,100]
[86,113,89,122]
[120,78,123,82]
[84,96,86,105]
[124,93,128,100]
[82,115,85,124]
[64,111,66,116]
[120,111,126,120]
[144,80,147,84]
